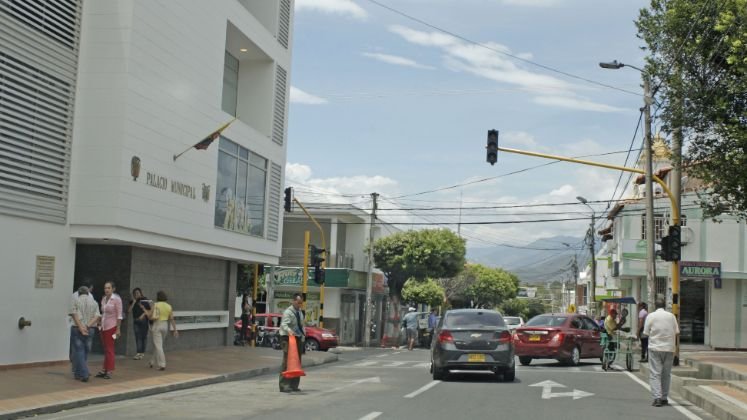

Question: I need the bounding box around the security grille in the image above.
[267,162,282,241]
[277,0,291,49]
[272,65,287,146]
[0,0,81,223]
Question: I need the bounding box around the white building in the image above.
[595,139,747,349]
[274,203,399,345]
[1,0,295,366]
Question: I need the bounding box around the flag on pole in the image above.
[173,118,236,161]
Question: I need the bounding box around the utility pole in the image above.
[671,73,684,365]
[589,213,596,314]
[643,76,657,310]
[364,192,378,347]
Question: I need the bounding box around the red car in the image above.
[514,313,602,366]
[234,313,339,352]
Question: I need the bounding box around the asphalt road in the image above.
[36,348,711,420]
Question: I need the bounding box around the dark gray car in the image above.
[430,309,515,381]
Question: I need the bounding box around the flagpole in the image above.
[173,118,237,161]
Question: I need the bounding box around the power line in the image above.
[364,0,642,97]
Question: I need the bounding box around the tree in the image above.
[463,264,518,309]
[525,298,549,320]
[373,228,466,302]
[637,0,747,219]
[499,298,528,317]
[402,278,445,308]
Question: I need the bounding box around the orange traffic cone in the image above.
[282,335,306,379]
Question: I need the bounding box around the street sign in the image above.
[529,380,594,400]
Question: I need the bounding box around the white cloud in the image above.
[533,95,627,113]
[502,131,542,149]
[295,0,367,19]
[362,52,434,70]
[388,25,626,113]
[290,86,328,105]
[285,163,399,204]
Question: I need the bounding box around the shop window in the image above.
[215,137,267,237]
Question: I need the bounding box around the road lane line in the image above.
[404,380,441,398]
[355,361,378,367]
[384,361,406,367]
[375,354,389,358]
[414,362,431,368]
[358,412,383,420]
[623,371,702,420]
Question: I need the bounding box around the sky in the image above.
[285,0,653,252]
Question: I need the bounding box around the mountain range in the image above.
[466,235,594,285]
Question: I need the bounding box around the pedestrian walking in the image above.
[638,302,649,362]
[643,295,679,407]
[278,293,305,393]
[96,281,122,379]
[240,293,252,345]
[402,307,419,351]
[143,290,178,370]
[128,288,150,360]
[428,308,438,332]
[69,286,101,382]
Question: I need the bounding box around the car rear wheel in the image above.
[501,365,516,382]
[304,338,320,352]
[519,356,532,366]
[566,346,580,366]
[432,366,446,380]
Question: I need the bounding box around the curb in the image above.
[2,353,337,420]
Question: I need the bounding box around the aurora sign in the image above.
[680,261,722,288]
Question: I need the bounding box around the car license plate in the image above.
[467,354,485,362]
[529,335,541,342]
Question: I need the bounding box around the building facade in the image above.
[593,141,747,349]
[274,204,396,345]
[1,0,295,365]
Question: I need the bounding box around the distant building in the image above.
[1,0,295,366]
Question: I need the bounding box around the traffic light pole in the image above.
[494,145,681,360]
[293,198,327,328]
[302,231,310,312]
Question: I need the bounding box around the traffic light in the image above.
[486,129,499,165]
[313,265,325,285]
[309,244,326,285]
[284,187,292,212]
[309,244,325,266]
[668,225,681,261]
[657,235,672,261]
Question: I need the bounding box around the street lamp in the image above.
[577,196,596,313]
[599,60,657,311]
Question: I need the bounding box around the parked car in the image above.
[430,309,515,382]
[233,313,339,352]
[503,316,525,332]
[514,313,602,366]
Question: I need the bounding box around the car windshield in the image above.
[444,311,505,329]
[504,317,521,325]
[525,315,568,327]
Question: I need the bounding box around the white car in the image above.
[504,316,525,331]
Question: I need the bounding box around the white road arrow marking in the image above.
[529,380,594,400]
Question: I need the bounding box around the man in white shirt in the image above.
[643,295,679,407]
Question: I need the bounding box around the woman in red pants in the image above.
[97,281,122,379]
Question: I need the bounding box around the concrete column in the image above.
[330,216,338,268]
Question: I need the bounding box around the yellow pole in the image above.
[303,231,310,312]
[294,198,327,327]
[251,264,259,347]
[496,146,681,354]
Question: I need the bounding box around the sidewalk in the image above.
[638,349,747,420]
[0,346,337,420]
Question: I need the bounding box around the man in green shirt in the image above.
[279,293,305,393]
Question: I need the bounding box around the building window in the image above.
[215,137,267,236]
[641,214,665,241]
[221,51,239,116]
